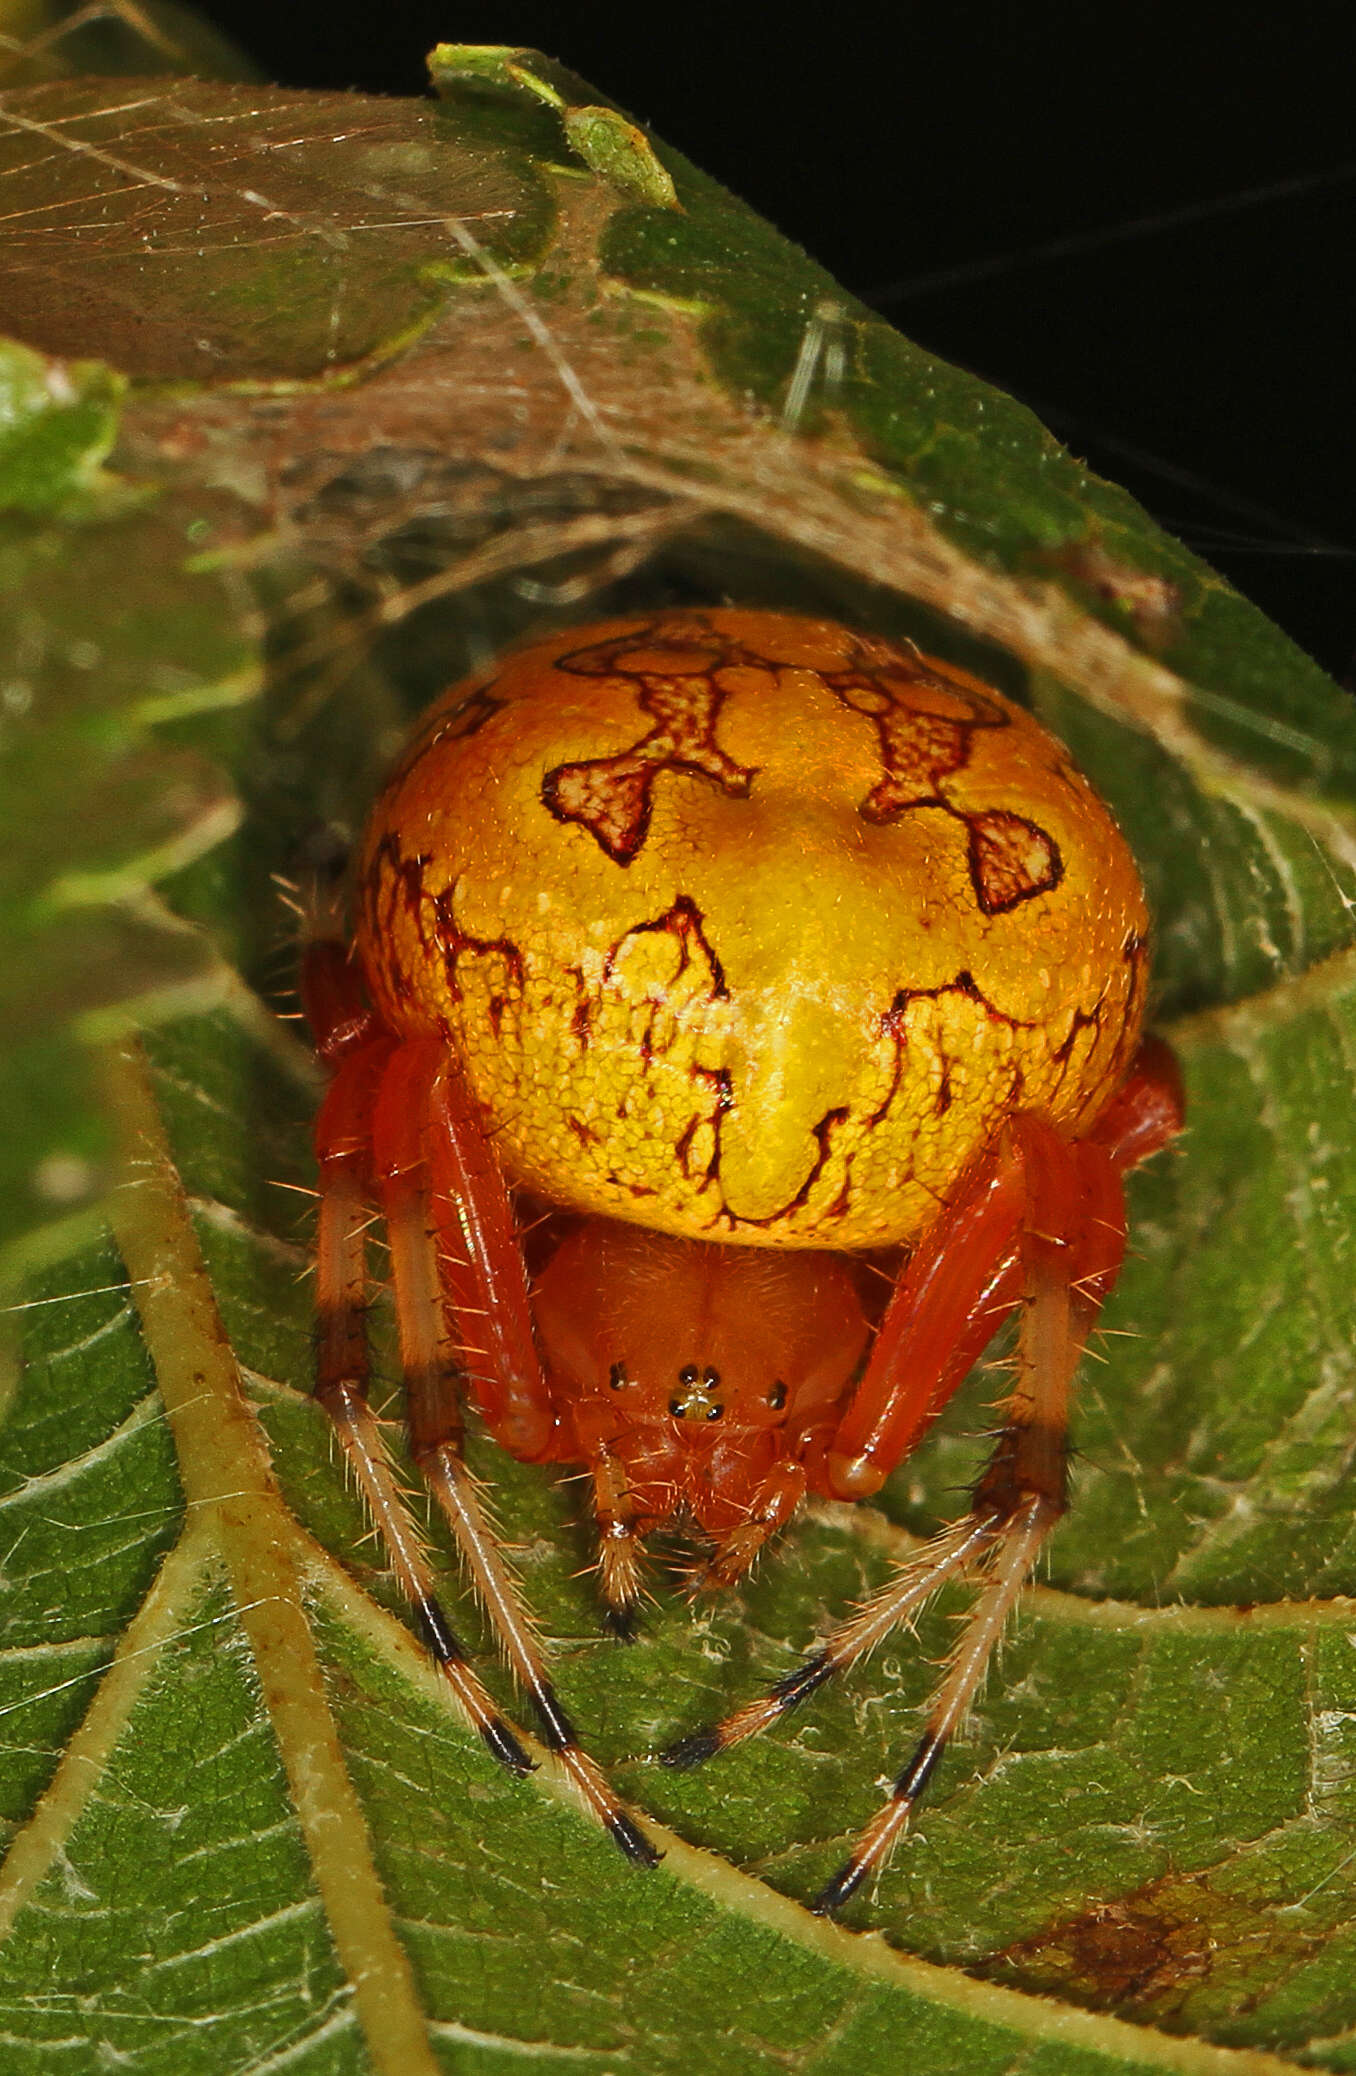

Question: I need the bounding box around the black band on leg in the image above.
[811,1855,871,1917]
[894,1729,945,1805]
[659,1726,723,1770]
[416,1595,466,1666]
[769,1647,833,1711]
[532,1682,579,1754]
[608,1810,663,1868]
[480,1717,535,1777]
[602,1601,639,1642]
[417,1596,534,1777]
[811,1732,947,1915]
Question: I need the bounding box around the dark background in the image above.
[190,2,1355,682]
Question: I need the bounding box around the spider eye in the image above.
[608,1362,628,1390]
[768,1380,787,1410]
[669,1363,725,1422]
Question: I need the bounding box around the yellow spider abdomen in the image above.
[357,608,1148,1248]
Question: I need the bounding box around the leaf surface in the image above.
[2,42,1355,2076]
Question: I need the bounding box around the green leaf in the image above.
[0,464,265,1269]
[3,46,1355,2076]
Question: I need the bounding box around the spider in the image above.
[301,606,1183,1912]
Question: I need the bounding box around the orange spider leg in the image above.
[568,1400,652,1638]
[312,1037,533,1779]
[369,1039,658,1866]
[698,1458,811,1593]
[827,1154,1030,1504]
[1088,1034,1185,1175]
[663,1042,1183,1912]
[304,924,657,1865]
[825,1034,1183,1504]
[423,1066,555,1463]
[810,1117,1126,1914]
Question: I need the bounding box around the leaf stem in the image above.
[103,1038,441,2076]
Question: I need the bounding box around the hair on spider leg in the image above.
[428,1247,489,1288]
[436,1490,542,1607]
[434,1491,542,1578]
[268,1179,329,1221]
[269,875,306,925]
[660,1505,1013,1774]
[1069,1261,1124,1304]
[560,1544,652,1635]
[428,1288,497,1329]
[595,1565,648,1643]
[436,1295,494,1328]
[570,1559,661,1615]
[466,1095,533,1152]
[261,973,309,1017]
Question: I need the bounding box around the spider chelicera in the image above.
[301,607,1182,1911]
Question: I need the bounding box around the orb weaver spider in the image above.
[302,606,1183,1911]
